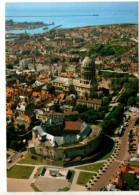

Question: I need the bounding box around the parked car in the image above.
[19,147,26,153]
[8,159,12,163]
[20,154,23,158]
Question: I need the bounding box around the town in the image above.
[6,23,139,192]
[6,20,47,30]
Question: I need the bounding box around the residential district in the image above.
[6,23,139,192]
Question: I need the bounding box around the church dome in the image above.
[82,56,95,67]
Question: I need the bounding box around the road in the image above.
[7,151,27,170]
[90,117,137,191]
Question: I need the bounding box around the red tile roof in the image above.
[121,166,139,173]
[64,121,82,131]
[16,114,31,123]
[32,92,40,97]
[6,109,13,115]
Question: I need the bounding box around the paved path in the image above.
[29,166,38,181]
[72,168,97,174]
[69,184,86,192]
[89,117,136,191]
[68,159,107,169]
[7,178,34,192]
[72,170,80,184]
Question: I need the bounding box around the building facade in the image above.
[73,54,97,97]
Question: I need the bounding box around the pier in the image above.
[50,25,62,31]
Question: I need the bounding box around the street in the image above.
[89,116,137,191]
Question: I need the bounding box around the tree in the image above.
[10,140,17,150]
[129,144,133,151]
[90,92,98,98]
[102,98,109,106]
[52,104,62,113]
[27,78,36,85]
[66,114,79,121]
[51,57,60,63]
[101,87,109,96]
[14,60,19,64]
[34,119,42,126]
[98,92,103,99]
[85,92,88,99]
[22,49,31,55]
[18,124,25,131]
[101,105,124,136]
[135,117,139,125]
[70,85,77,95]
[6,124,16,148]
[70,57,79,63]
[47,83,55,95]
[6,64,13,69]
[119,78,138,106]
[73,104,87,113]
[127,97,136,106]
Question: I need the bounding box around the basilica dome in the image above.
[82,56,95,67]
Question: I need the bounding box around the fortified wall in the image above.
[34,132,102,160]
[28,124,103,166]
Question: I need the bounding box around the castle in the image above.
[28,115,103,166]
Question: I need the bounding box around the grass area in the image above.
[7,148,16,152]
[77,172,94,186]
[59,187,70,191]
[100,144,115,160]
[34,167,42,178]
[7,165,35,179]
[30,183,41,192]
[67,170,75,183]
[17,153,45,165]
[75,162,104,172]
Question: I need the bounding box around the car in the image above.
[8,159,12,163]
[19,148,26,153]
[20,154,23,158]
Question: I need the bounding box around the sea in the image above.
[5,2,138,34]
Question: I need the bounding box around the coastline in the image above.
[6,23,138,35]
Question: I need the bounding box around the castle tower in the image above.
[81,52,96,85]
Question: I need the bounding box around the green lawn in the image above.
[34,167,43,178]
[30,183,41,192]
[75,162,104,172]
[17,153,45,165]
[77,172,95,186]
[100,144,115,160]
[68,170,75,183]
[7,165,35,179]
[59,187,70,191]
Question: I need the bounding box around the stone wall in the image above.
[33,133,103,161]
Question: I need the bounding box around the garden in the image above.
[7,165,35,179]
[75,162,105,172]
[76,172,95,186]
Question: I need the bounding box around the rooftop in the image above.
[64,121,82,131]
